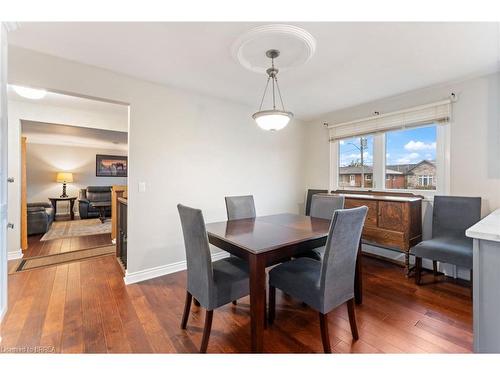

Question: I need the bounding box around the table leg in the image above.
[249,254,266,353]
[70,199,75,220]
[354,240,363,305]
[51,200,58,221]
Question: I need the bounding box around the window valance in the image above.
[328,99,451,141]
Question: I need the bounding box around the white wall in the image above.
[25,143,127,216]
[303,72,500,279]
[8,47,307,278]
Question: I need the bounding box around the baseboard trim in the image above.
[124,251,229,285]
[7,248,23,260]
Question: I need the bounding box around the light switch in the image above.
[138,182,147,193]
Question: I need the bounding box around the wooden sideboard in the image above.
[330,190,423,275]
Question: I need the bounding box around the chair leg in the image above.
[268,286,276,325]
[193,298,200,307]
[318,312,332,353]
[180,291,192,329]
[433,260,439,277]
[470,269,473,300]
[415,257,422,285]
[199,310,213,353]
[346,298,359,340]
[232,300,237,305]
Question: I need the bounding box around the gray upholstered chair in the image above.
[27,202,55,235]
[268,206,368,353]
[298,194,345,261]
[177,204,250,353]
[223,195,254,305]
[412,196,481,286]
[225,195,256,220]
[305,189,329,216]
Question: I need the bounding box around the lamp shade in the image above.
[252,110,293,131]
[56,172,73,183]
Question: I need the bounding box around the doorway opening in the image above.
[6,86,129,273]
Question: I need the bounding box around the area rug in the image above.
[40,218,111,241]
[14,245,116,272]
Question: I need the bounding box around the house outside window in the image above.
[385,125,437,190]
[339,135,374,188]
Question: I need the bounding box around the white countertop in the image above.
[466,208,500,243]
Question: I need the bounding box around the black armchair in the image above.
[27,202,55,235]
[78,186,112,219]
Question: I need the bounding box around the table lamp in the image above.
[56,172,73,198]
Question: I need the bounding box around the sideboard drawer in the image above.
[362,226,405,250]
[345,199,378,227]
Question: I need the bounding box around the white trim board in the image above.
[124,251,229,285]
[7,248,22,260]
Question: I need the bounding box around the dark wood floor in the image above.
[24,231,112,258]
[1,255,472,353]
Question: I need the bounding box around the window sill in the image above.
[334,187,438,201]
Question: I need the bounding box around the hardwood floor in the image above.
[24,232,112,258]
[0,255,472,353]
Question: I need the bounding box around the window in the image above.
[385,125,437,190]
[338,135,374,188]
[330,100,450,195]
[418,175,434,187]
[333,123,446,194]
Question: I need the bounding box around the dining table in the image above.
[205,213,363,353]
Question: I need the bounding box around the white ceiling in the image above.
[7,85,128,115]
[8,22,500,120]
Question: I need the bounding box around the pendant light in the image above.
[252,49,293,131]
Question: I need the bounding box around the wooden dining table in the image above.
[205,213,363,353]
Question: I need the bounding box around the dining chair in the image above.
[268,206,367,353]
[298,194,345,261]
[411,196,481,288]
[177,204,250,353]
[225,195,256,220]
[305,189,329,216]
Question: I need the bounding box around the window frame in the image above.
[330,122,450,198]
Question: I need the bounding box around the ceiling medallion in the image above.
[232,24,316,74]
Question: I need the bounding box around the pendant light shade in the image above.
[252,110,293,131]
[252,49,293,131]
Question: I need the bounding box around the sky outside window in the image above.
[339,136,374,167]
[385,125,436,165]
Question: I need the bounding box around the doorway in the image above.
[6,87,129,272]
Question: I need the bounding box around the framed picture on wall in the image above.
[96,154,128,177]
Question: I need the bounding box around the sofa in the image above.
[78,186,112,219]
[27,202,55,235]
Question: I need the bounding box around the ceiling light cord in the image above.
[258,76,271,111]
[259,56,287,112]
[275,77,286,112]
[271,57,276,110]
